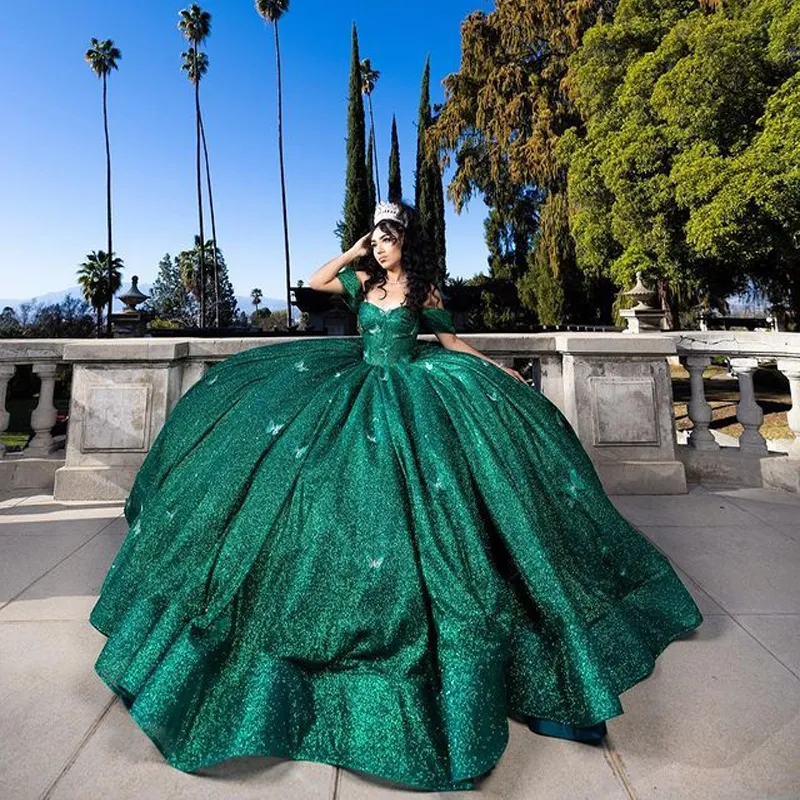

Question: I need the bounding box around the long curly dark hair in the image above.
[361,202,436,312]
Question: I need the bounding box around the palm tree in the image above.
[360,58,381,203]
[251,288,263,314]
[77,250,123,336]
[198,111,220,327]
[178,4,211,329]
[255,0,293,329]
[84,38,121,338]
[180,46,221,328]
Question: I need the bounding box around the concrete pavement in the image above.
[1,485,798,799]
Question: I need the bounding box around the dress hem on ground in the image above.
[88,562,700,793]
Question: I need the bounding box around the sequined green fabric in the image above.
[89,265,702,791]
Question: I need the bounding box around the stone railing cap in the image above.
[552,332,677,356]
[0,340,77,362]
[667,331,800,358]
[62,339,192,362]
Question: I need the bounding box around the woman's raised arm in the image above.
[307,233,371,293]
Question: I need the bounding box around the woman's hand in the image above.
[347,232,372,259]
[497,363,527,383]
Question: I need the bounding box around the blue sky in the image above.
[1,0,492,304]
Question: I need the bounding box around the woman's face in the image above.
[370,223,404,270]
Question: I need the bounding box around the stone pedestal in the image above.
[555,333,686,494]
[110,310,155,337]
[620,307,666,334]
[54,339,190,501]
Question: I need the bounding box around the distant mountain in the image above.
[0,285,291,316]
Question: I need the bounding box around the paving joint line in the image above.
[728,616,800,681]
[39,695,117,800]
[694,491,800,680]
[646,546,800,681]
[602,736,638,799]
[330,765,342,800]
[0,512,123,613]
[720,494,800,543]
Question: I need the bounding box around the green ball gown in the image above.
[89,265,702,792]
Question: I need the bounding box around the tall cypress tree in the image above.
[415,57,447,286]
[366,125,377,213]
[388,113,402,202]
[340,24,371,253]
[430,102,447,284]
[415,59,432,241]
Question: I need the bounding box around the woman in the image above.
[89,201,702,792]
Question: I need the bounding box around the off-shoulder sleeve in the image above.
[420,306,456,334]
[335,265,362,312]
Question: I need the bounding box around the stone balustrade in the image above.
[0,340,75,490]
[1,329,798,499]
[664,331,800,491]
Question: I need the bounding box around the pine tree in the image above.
[339,24,371,253]
[206,246,238,326]
[415,57,447,286]
[388,114,402,202]
[146,253,196,324]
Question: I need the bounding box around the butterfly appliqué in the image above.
[267,420,285,436]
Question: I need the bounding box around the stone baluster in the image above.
[0,364,16,458]
[27,363,59,455]
[682,356,719,450]
[729,357,768,455]
[777,358,800,458]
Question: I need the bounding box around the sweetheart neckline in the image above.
[361,300,446,315]
[361,300,409,314]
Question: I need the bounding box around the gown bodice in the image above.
[337,265,458,368]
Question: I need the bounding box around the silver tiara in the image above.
[373,202,407,227]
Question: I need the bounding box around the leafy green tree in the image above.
[0,307,23,338]
[255,0,294,328]
[432,1,609,324]
[179,4,212,328]
[145,253,196,324]
[84,37,121,337]
[564,0,800,323]
[462,274,539,332]
[361,57,381,202]
[339,24,371,254]
[388,114,403,203]
[415,56,447,286]
[25,297,96,338]
[254,308,294,332]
